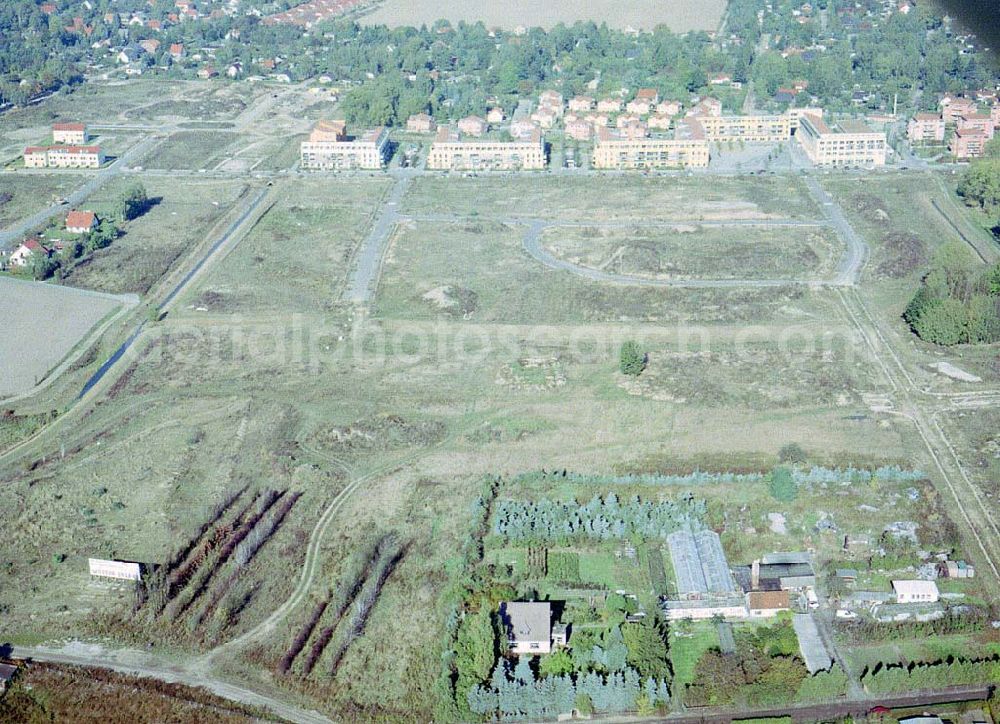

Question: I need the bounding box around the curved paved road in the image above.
[804,175,869,285]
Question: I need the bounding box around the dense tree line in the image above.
[903,243,1000,345]
[468,658,670,719]
[3,0,995,120]
[861,654,1000,694]
[491,492,705,543]
[838,607,989,644]
[958,138,1000,231]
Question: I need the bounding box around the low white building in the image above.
[892,579,939,604]
[8,239,48,267]
[88,558,142,581]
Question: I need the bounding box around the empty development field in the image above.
[143,131,240,171]
[60,177,252,295]
[0,174,89,229]
[0,81,262,139]
[1,167,994,720]
[362,0,726,32]
[540,223,840,281]
[0,276,124,398]
[188,176,391,312]
[402,174,820,222]
[377,220,843,324]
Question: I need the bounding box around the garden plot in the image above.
[0,277,123,398]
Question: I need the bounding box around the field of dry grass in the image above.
[361,0,727,32]
[540,224,840,281]
[0,174,89,228]
[58,177,251,296]
[189,177,391,312]
[402,174,820,222]
[1,170,986,719]
[377,219,842,325]
[0,660,266,722]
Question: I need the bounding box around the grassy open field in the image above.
[540,224,840,281]
[361,0,727,32]
[377,220,843,324]
[59,177,251,295]
[144,131,240,171]
[0,168,980,719]
[822,172,1000,387]
[822,173,983,284]
[0,174,88,229]
[188,176,390,312]
[402,175,821,222]
[0,277,121,398]
[938,407,1000,502]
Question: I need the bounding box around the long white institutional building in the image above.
[796,114,887,167]
[427,126,546,171]
[300,122,390,170]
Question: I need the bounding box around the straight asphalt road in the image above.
[342,174,410,304]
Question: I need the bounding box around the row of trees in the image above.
[861,655,1000,694]
[491,492,705,543]
[468,659,670,719]
[838,607,989,644]
[519,469,765,487]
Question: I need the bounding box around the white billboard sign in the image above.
[88,558,142,581]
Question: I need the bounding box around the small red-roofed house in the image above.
[66,210,98,234]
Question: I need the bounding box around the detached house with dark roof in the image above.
[499,601,567,655]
